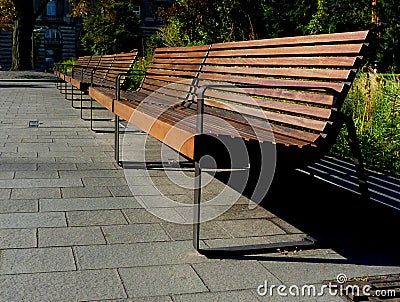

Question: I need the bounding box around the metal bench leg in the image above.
[71,85,75,107]
[192,159,316,258]
[89,97,114,133]
[193,161,202,250]
[342,114,369,200]
[115,114,121,166]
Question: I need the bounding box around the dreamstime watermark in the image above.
[257,273,396,298]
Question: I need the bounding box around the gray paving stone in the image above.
[215,204,276,221]
[82,177,128,187]
[123,208,183,224]
[59,169,124,179]
[0,189,11,199]
[0,164,37,171]
[0,171,14,179]
[37,163,77,171]
[0,178,82,188]
[0,212,66,228]
[103,295,173,302]
[38,226,106,247]
[0,247,75,274]
[162,221,231,241]
[0,269,126,302]
[14,170,59,179]
[40,197,140,212]
[217,219,286,237]
[173,290,259,302]
[54,156,93,163]
[0,199,38,213]
[61,186,112,198]
[0,228,37,249]
[108,186,134,197]
[119,265,208,298]
[76,162,117,170]
[203,234,304,249]
[192,260,281,292]
[11,187,61,199]
[102,224,170,244]
[67,210,128,226]
[1,151,38,157]
[74,241,209,270]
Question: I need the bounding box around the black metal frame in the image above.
[192,83,369,257]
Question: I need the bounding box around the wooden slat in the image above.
[207,44,365,58]
[209,86,335,106]
[203,90,332,119]
[211,30,369,50]
[197,75,346,94]
[202,57,359,68]
[201,65,353,81]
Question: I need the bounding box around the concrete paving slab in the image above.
[0,269,126,302]
[0,228,37,249]
[11,187,61,199]
[38,226,106,247]
[66,209,128,226]
[192,260,282,292]
[102,224,170,244]
[0,212,66,228]
[0,247,75,274]
[0,199,38,213]
[40,196,140,211]
[118,264,208,298]
[173,290,259,302]
[74,241,210,270]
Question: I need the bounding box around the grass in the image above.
[330,72,400,176]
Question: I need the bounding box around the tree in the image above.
[69,0,142,55]
[376,0,400,72]
[0,0,49,70]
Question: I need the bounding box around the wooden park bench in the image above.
[89,30,370,256]
[54,52,138,121]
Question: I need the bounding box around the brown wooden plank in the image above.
[203,90,332,119]
[211,30,369,50]
[209,86,335,106]
[207,44,365,58]
[197,75,346,94]
[114,100,196,159]
[201,65,353,81]
[202,99,327,132]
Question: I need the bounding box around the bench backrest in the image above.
[90,54,115,85]
[88,51,138,88]
[103,52,138,87]
[194,30,369,149]
[140,45,210,105]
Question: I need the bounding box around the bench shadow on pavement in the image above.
[221,157,400,266]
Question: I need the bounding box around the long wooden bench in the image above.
[54,52,138,121]
[89,30,370,256]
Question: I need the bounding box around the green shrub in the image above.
[58,58,76,73]
[330,72,400,176]
[125,51,154,90]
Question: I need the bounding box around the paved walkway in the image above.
[0,75,399,301]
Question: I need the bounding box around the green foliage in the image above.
[261,0,316,38]
[330,72,400,176]
[58,58,76,73]
[81,0,141,55]
[376,0,400,73]
[125,52,153,90]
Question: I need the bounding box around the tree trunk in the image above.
[10,0,34,71]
